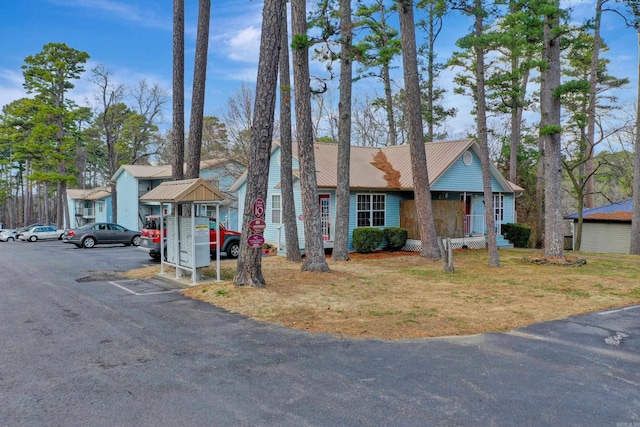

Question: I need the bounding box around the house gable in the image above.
[431,148,511,193]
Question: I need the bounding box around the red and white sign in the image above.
[247,234,265,248]
[253,198,265,219]
[249,218,267,233]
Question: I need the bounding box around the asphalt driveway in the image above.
[1,240,638,426]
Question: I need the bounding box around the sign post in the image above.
[247,198,267,250]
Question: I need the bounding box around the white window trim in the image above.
[356,193,386,227]
[493,193,504,222]
[271,193,282,224]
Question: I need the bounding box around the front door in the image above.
[318,194,331,241]
[462,194,472,236]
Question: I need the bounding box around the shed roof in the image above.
[565,199,632,222]
[139,178,225,204]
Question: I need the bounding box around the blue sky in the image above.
[0,0,265,129]
[0,0,638,139]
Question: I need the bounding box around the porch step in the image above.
[496,235,514,249]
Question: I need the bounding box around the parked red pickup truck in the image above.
[140,216,241,260]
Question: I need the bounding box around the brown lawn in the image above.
[126,248,640,340]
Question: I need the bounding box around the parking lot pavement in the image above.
[1,241,639,426]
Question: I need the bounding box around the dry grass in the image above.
[126,249,640,340]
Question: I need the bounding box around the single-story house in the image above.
[565,199,633,254]
[111,159,244,232]
[230,139,523,252]
[66,187,113,228]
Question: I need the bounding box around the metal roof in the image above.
[67,187,111,201]
[139,178,225,204]
[230,139,522,193]
[565,199,633,222]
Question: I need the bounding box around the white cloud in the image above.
[0,69,28,108]
[227,27,261,63]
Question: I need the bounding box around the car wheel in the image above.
[132,235,141,246]
[58,233,64,240]
[7,237,14,242]
[82,236,96,248]
[227,241,240,258]
[29,236,37,242]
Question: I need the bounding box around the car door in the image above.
[92,223,111,243]
[107,223,127,243]
[40,226,57,240]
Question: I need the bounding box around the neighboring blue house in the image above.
[230,139,523,252]
[66,187,112,227]
[110,159,244,231]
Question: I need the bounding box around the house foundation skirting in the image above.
[402,237,487,252]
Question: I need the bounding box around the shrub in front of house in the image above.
[502,223,531,248]
[352,227,384,253]
[383,227,408,251]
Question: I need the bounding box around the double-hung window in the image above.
[356,194,385,227]
[271,194,282,224]
[493,194,504,222]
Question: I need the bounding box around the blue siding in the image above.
[95,197,112,223]
[432,150,507,193]
[346,191,405,251]
[117,172,141,231]
[200,163,243,229]
[233,146,518,253]
[237,147,305,249]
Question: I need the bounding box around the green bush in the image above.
[352,227,384,253]
[502,223,531,248]
[383,227,408,251]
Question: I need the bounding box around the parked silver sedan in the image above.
[63,222,141,248]
[18,225,64,242]
[0,229,18,242]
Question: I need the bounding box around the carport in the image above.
[139,178,225,285]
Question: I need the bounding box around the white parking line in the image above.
[598,304,640,315]
[107,280,181,296]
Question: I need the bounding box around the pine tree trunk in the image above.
[332,0,353,262]
[382,64,397,146]
[291,0,331,273]
[233,0,284,287]
[398,0,440,259]
[474,0,499,267]
[186,0,210,179]
[630,31,640,255]
[279,2,302,262]
[172,0,185,181]
[585,0,603,209]
[541,2,564,259]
